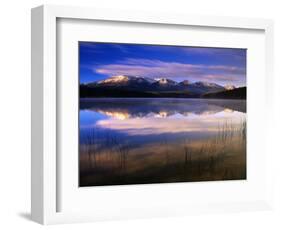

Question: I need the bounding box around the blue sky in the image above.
[79,42,246,87]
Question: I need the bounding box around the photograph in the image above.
[79,42,247,187]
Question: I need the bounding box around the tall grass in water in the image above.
[83,128,97,170]
[83,128,131,174]
[216,120,236,144]
[161,136,170,165]
[241,119,246,141]
[106,133,131,172]
[183,139,192,176]
[116,143,130,172]
[181,119,246,181]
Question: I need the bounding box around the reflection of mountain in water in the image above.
[80,98,246,119]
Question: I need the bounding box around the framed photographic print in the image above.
[78,42,247,187]
[31,5,274,224]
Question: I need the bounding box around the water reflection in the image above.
[79,98,246,186]
[80,98,246,118]
[80,98,246,137]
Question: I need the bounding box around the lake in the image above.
[79,98,246,186]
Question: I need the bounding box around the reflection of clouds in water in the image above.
[154,111,169,118]
[98,110,130,120]
[80,98,246,117]
[94,108,234,120]
[95,111,245,136]
[80,98,246,136]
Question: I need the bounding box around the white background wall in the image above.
[0,0,280,229]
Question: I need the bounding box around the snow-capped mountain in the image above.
[184,81,225,95]
[97,75,130,84]
[83,75,235,97]
[97,75,155,86]
[151,78,178,90]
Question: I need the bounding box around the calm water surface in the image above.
[79,98,246,186]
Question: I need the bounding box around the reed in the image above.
[179,119,246,180]
[83,128,98,169]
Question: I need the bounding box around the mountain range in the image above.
[80,75,245,99]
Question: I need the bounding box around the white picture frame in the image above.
[31,5,274,225]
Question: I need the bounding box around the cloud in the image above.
[94,58,246,85]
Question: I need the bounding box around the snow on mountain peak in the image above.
[224,85,236,90]
[155,78,176,85]
[95,76,229,92]
[97,75,157,85]
[98,75,130,84]
[157,78,168,84]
